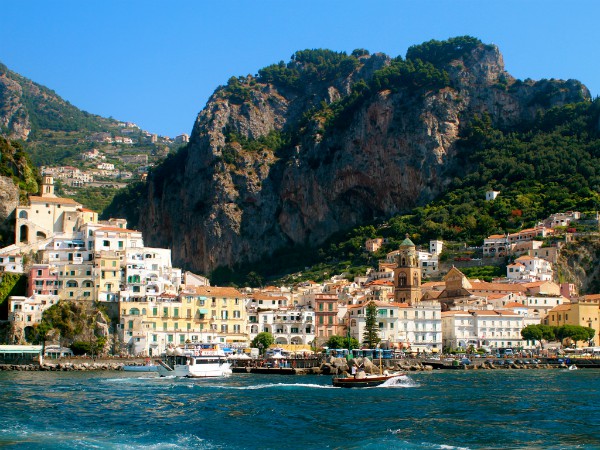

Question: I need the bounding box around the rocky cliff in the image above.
[134,37,589,274]
[0,137,39,246]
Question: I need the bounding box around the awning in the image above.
[198,308,209,314]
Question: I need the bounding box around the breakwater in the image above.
[1,357,597,373]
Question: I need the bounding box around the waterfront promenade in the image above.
[1,355,598,372]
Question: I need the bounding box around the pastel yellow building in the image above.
[59,263,94,301]
[120,286,249,356]
[545,295,600,347]
[95,251,122,302]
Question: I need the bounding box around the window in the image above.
[118,241,124,249]
[103,240,110,247]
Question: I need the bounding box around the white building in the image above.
[15,176,82,246]
[8,294,60,341]
[247,306,315,346]
[347,299,442,353]
[0,254,24,273]
[485,190,500,201]
[429,240,444,256]
[442,309,525,350]
[507,255,553,282]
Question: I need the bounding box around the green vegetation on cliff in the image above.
[0,137,40,200]
[0,273,27,320]
[211,98,600,286]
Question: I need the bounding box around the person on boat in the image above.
[351,364,357,378]
[355,363,366,379]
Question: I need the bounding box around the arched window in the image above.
[401,257,406,266]
[19,210,28,219]
[66,280,78,288]
[413,273,419,286]
[129,308,140,315]
[398,273,407,287]
[83,280,93,288]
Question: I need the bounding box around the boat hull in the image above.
[332,373,405,388]
[155,358,232,378]
[123,365,157,373]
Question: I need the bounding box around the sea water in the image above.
[0,369,598,449]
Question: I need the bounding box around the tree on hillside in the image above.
[251,332,274,355]
[362,301,381,348]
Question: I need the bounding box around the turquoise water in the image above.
[0,369,598,449]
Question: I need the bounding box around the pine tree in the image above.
[362,301,381,348]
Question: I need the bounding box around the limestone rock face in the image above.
[0,175,20,242]
[0,72,31,140]
[0,176,19,221]
[137,43,589,274]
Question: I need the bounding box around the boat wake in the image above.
[209,382,337,390]
[378,375,420,388]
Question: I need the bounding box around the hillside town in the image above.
[1,178,598,357]
[39,122,190,190]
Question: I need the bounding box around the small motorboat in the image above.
[332,371,405,388]
[568,364,578,371]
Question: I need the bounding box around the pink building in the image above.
[28,264,59,296]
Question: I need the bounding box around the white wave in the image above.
[207,382,337,390]
[379,375,420,388]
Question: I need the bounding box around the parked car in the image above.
[461,358,471,365]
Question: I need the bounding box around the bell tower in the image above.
[393,235,422,304]
[40,175,56,198]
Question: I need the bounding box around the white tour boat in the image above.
[123,359,158,372]
[155,344,232,378]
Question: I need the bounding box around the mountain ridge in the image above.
[114,37,588,276]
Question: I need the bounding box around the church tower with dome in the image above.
[393,235,422,304]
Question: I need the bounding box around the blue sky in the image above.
[1,1,598,138]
